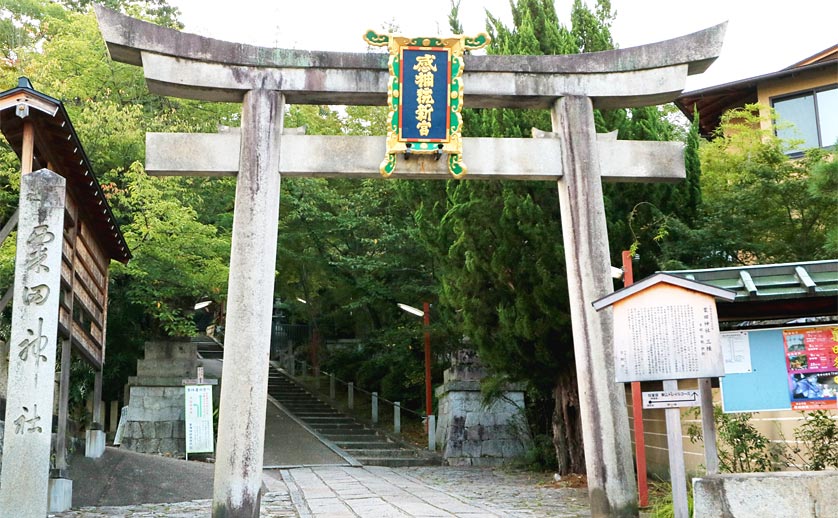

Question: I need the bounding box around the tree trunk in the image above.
[552,371,586,474]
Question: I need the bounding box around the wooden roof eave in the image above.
[0,79,132,264]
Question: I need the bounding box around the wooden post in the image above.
[20,122,34,175]
[698,378,719,474]
[394,401,401,434]
[85,368,106,458]
[92,369,103,426]
[54,217,77,504]
[54,339,73,473]
[348,382,354,410]
[663,379,689,518]
[623,251,649,508]
[329,373,335,400]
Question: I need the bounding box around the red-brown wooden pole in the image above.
[623,250,649,508]
[423,302,432,425]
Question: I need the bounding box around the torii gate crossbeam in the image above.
[95,6,725,518]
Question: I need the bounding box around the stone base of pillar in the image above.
[48,477,73,512]
[85,429,106,458]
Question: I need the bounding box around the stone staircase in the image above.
[266,366,439,467]
[193,335,224,359]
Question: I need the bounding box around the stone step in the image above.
[320,432,381,440]
[301,419,358,427]
[355,457,438,467]
[265,365,442,468]
[342,448,418,458]
[279,406,336,412]
[311,427,369,435]
[331,440,396,449]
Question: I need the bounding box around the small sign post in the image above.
[642,389,700,409]
[593,273,735,518]
[182,367,218,460]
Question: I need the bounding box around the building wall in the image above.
[756,67,838,133]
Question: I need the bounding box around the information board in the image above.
[184,385,214,454]
[720,325,838,413]
[612,288,725,382]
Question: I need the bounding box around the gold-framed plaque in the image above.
[363,30,489,178]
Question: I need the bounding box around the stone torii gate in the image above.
[95,7,724,518]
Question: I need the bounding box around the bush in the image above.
[787,410,838,471]
[520,434,558,471]
[687,405,784,473]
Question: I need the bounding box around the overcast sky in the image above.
[169,0,837,92]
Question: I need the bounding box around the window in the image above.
[772,85,838,151]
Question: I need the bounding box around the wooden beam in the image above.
[794,266,817,295]
[0,285,12,314]
[21,121,34,175]
[0,208,18,247]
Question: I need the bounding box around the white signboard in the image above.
[184,385,214,454]
[612,285,726,382]
[643,390,700,409]
[721,331,752,374]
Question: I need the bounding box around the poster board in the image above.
[720,325,837,413]
[184,385,214,454]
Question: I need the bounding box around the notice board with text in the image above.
[720,325,838,413]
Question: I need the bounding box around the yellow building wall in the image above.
[756,67,838,134]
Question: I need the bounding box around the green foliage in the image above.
[687,406,784,473]
[520,434,559,471]
[0,0,238,398]
[662,104,837,266]
[109,163,230,337]
[647,480,693,518]
[786,411,838,471]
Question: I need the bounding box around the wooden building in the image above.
[0,77,131,479]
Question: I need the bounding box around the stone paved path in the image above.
[51,466,589,517]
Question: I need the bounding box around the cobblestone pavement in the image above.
[51,466,589,517]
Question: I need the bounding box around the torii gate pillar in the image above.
[554,96,635,515]
[212,89,283,517]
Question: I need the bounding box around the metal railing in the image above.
[284,358,436,451]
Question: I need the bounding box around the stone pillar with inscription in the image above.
[0,169,66,518]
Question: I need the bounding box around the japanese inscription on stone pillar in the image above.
[0,169,66,518]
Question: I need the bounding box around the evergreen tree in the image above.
[422,0,689,473]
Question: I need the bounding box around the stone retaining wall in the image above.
[693,471,838,518]
[436,388,529,466]
[120,386,186,456]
